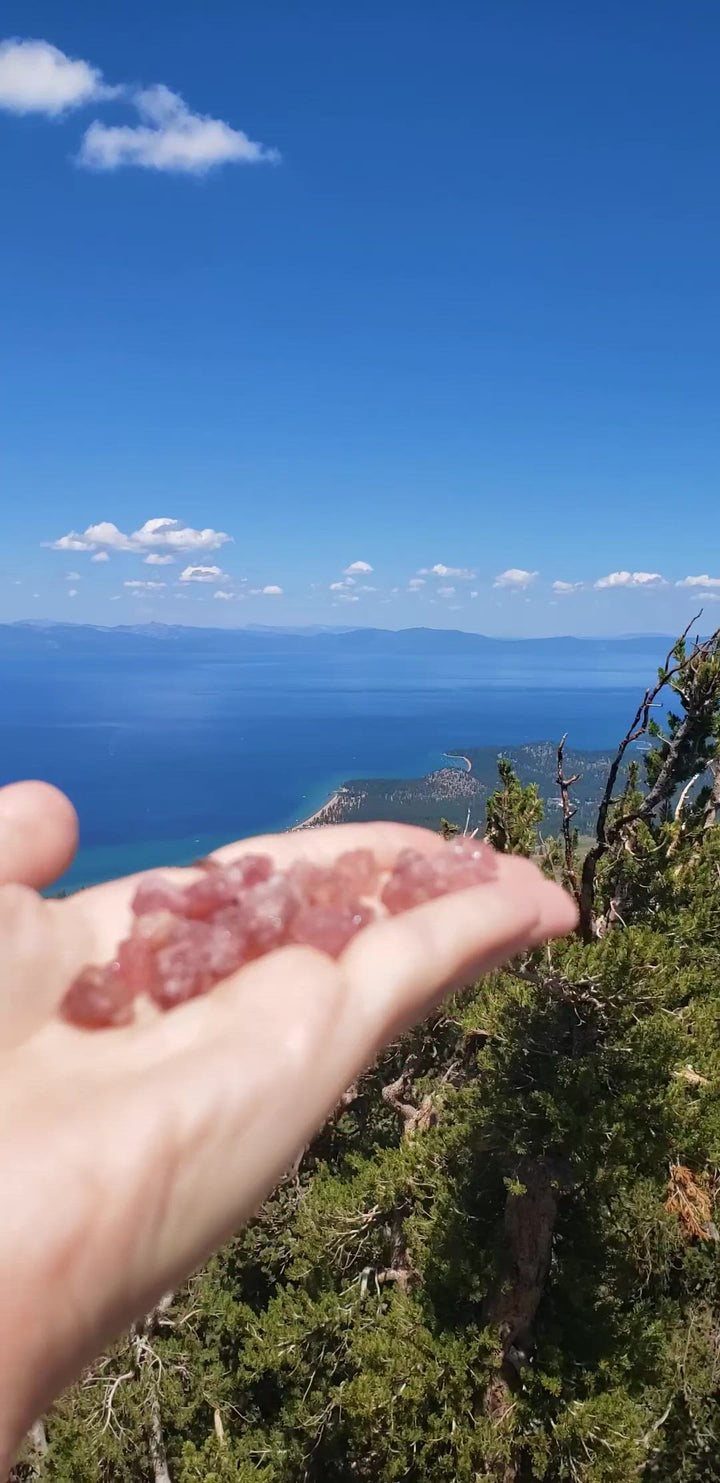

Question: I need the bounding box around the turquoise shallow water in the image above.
[0,636,668,892]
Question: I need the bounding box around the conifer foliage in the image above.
[15,624,720,1483]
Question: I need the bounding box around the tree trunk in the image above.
[147,1384,172,1483]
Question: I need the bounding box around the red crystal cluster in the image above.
[60,838,496,1030]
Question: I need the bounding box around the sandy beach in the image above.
[292,789,342,830]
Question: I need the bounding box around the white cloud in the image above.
[335,593,359,604]
[407,577,426,590]
[696,592,720,602]
[213,590,234,601]
[46,517,231,555]
[494,568,539,588]
[594,571,665,589]
[676,574,720,589]
[552,580,582,594]
[329,582,346,592]
[65,571,81,581]
[0,38,114,116]
[428,563,476,579]
[46,531,95,551]
[91,550,109,563]
[470,590,479,598]
[144,553,174,566]
[80,83,279,175]
[180,564,226,584]
[344,561,373,575]
[67,588,78,598]
[123,580,166,591]
[437,585,456,597]
[262,585,283,596]
[357,584,376,592]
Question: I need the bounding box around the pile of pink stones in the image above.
[60,837,496,1030]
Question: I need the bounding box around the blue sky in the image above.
[1,0,718,636]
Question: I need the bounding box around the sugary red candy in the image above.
[60,962,135,1029]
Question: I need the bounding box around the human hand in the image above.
[0,781,577,1468]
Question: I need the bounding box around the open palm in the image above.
[0,781,576,1467]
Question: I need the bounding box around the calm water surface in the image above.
[0,645,662,889]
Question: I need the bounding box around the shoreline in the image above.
[292,789,342,830]
[444,751,473,773]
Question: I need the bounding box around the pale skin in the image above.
[0,780,578,1472]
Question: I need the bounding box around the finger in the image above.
[0,888,93,1048]
[341,853,578,1042]
[0,782,78,889]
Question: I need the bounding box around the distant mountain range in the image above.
[0,621,678,660]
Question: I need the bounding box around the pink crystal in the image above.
[381,849,445,914]
[60,962,135,1029]
[289,903,374,957]
[239,873,300,957]
[183,871,238,920]
[335,849,379,896]
[287,860,346,908]
[429,837,497,892]
[61,834,499,1028]
[131,876,188,918]
[224,853,274,890]
[151,921,215,1008]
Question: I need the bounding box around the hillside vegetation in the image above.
[17,624,720,1483]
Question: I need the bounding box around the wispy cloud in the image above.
[594,571,665,589]
[419,563,476,579]
[65,571,81,582]
[676,574,720,589]
[407,577,426,590]
[552,580,582,594]
[80,83,279,175]
[344,561,373,575]
[46,517,231,555]
[123,579,166,590]
[67,588,78,598]
[0,38,115,115]
[437,585,456,597]
[0,38,279,176]
[179,565,227,584]
[90,551,109,563]
[261,585,283,595]
[334,592,359,604]
[213,590,235,601]
[144,553,174,566]
[494,568,538,588]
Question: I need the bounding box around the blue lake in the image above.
[0,637,667,890]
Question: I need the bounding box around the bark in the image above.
[703,757,720,830]
[482,1159,562,1425]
